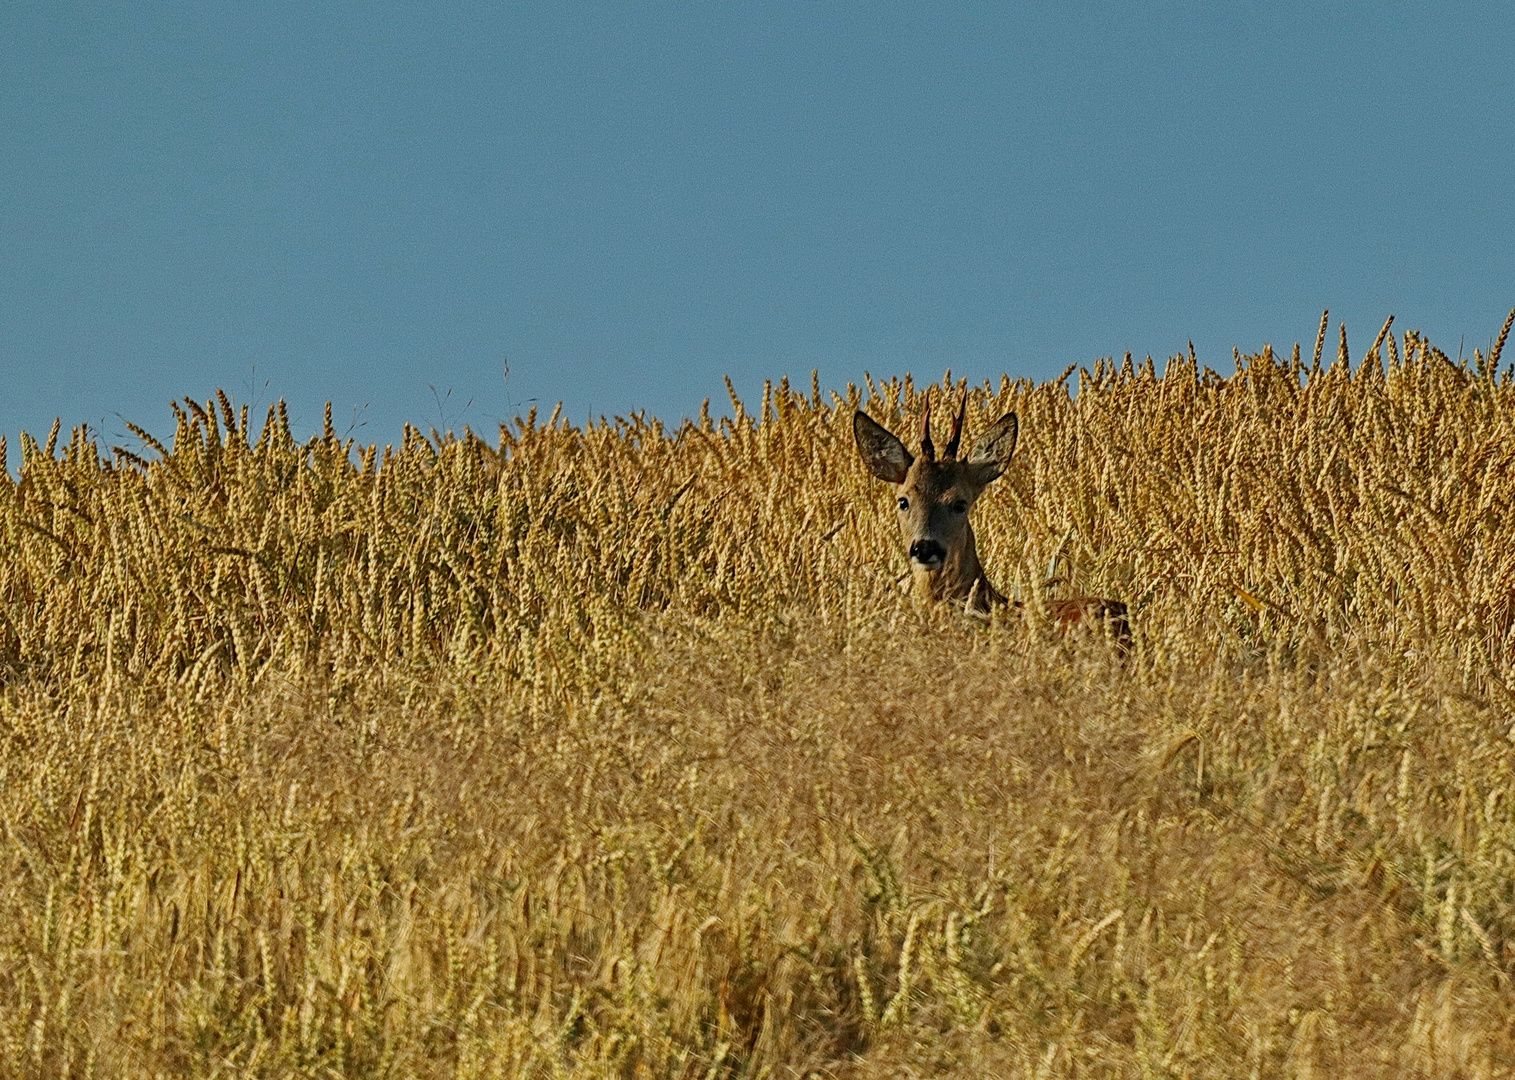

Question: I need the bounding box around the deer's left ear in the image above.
[966,412,1018,484]
[853,411,913,483]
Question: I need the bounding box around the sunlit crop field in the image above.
[3,316,1515,1077]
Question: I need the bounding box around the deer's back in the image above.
[1049,597,1131,650]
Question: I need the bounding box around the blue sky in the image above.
[3,2,1513,460]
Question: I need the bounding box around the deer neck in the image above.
[912,523,1004,612]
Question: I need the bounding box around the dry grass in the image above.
[2,319,1515,1077]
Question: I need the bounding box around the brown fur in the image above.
[854,397,1129,644]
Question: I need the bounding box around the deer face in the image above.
[853,397,1019,596]
[890,456,991,571]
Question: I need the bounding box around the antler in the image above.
[918,388,935,460]
[944,390,967,459]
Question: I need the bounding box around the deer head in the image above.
[853,391,1019,610]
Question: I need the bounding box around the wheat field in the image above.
[2,316,1515,1078]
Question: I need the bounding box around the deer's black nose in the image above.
[909,539,946,566]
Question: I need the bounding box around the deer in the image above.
[853,391,1129,644]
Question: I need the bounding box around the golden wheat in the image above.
[1,322,1514,1077]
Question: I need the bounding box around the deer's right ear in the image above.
[966,412,1018,484]
[853,411,913,484]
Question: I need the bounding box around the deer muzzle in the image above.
[908,539,946,568]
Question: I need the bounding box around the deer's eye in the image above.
[950,499,968,514]
[896,497,910,511]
